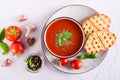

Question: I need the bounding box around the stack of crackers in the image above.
[82,14,116,54]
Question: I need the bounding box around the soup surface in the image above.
[45,18,84,57]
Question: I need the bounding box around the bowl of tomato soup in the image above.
[44,17,85,58]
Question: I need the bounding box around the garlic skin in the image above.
[25,23,36,37]
[18,15,27,22]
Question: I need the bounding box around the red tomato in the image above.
[5,26,22,42]
[71,59,82,70]
[59,58,68,66]
[10,41,24,56]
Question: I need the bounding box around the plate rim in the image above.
[41,4,108,74]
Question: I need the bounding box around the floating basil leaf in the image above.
[58,38,64,46]
[63,32,72,41]
[56,33,63,39]
[56,31,72,46]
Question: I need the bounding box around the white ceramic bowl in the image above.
[44,17,85,58]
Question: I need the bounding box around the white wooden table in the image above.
[0,0,120,80]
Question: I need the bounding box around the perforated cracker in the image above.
[84,32,106,54]
[89,14,111,31]
[82,19,98,38]
[96,31,116,49]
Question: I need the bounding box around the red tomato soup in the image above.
[45,18,84,57]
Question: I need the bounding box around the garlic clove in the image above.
[2,58,12,67]
[18,15,27,22]
[25,23,36,37]
[25,29,31,37]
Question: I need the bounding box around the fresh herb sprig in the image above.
[77,53,99,60]
[56,31,72,46]
[0,28,9,55]
[0,28,5,41]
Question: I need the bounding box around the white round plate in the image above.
[41,5,107,74]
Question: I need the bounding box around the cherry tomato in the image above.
[5,26,22,42]
[71,59,82,70]
[10,41,24,56]
[59,58,68,66]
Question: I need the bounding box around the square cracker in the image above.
[89,14,111,31]
[82,19,98,38]
[84,32,106,54]
[96,31,116,49]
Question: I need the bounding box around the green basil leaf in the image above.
[89,54,99,59]
[63,32,72,41]
[0,28,5,41]
[0,42,9,55]
[58,38,64,46]
[77,55,87,60]
[56,31,72,46]
[56,33,63,39]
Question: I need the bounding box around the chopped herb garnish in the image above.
[56,31,72,46]
[24,56,35,68]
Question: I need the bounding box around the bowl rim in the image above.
[44,17,85,58]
